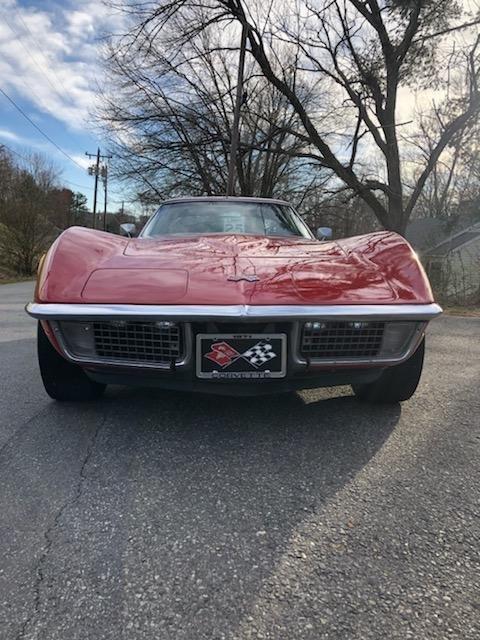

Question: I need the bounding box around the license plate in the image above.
[196,334,287,379]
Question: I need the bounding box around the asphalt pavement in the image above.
[0,280,479,640]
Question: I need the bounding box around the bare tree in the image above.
[410,115,480,225]
[108,0,480,234]
[98,17,332,205]
[0,149,81,275]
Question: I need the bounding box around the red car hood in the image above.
[125,234,340,258]
[101,234,397,304]
[38,229,433,305]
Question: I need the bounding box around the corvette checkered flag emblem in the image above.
[204,339,277,369]
[242,340,276,367]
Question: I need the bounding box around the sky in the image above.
[0,0,128,209]
[0,0,478,212]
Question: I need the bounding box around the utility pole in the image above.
[86,148,100,229]
[101,164,108,231]
[226,24,247,196]
[86,148,112,229]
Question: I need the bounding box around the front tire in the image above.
[38,323,106,401]
[352,337,425,404]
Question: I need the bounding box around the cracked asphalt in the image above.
[0,280,479,640]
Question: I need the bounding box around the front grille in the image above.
[93,321,183,364]
[301,321,385,359]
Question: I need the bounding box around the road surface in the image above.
[0,281,479,639]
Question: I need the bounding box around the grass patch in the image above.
[0,275,35,285]
[443,306,480,317]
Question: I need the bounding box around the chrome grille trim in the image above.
[293,321,427,367]
[301,321,385,359]
[49,320,192,370]
[93,321,182,364]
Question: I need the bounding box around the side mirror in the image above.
[120,223,137,238]
[316,226,333,241]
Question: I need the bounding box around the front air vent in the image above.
[92,320,183,364]
[301,321,385,359]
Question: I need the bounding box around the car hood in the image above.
[124,233,341,259]
[38,228,432,305]
[82,233,397,304]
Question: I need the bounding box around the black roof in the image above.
[161,196,290,206]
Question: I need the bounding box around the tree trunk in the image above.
[386,200,407,235]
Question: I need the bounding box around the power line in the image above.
[0,12,76,125]
[62,178,93,191]
[0,141,29,164]
[14,10,67,94]
[0,141,91,192]
[0,35,60,123]
[2,136,130,198]
[2,132,129,200]
[1,13,64,103]
[0,14,124,200]
[0,86,85,170]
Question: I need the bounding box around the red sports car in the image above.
[26,197,441,402]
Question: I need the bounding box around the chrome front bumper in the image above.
[26,302,442,372]
[26,302,443,322]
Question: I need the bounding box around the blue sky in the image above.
[0,0,129,209]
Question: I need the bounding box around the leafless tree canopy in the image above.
[98,22,331,208]
[0,148,81,275]
[103,0,480,234]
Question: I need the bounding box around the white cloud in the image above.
[0,127,21,141]
[0,125,92,171]
[70,153,92,170]
[0,0,126,132]
[65,10,97,38]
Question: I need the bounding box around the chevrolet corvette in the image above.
[26,196,442,402]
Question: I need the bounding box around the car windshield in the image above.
[142,201,313,238]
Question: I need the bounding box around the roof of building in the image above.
[425,224,480,257]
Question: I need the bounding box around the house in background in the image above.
[423,223,480,303]
[406,214,480,304]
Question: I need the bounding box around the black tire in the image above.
[352,337,425,404]
[37,323,106,401]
